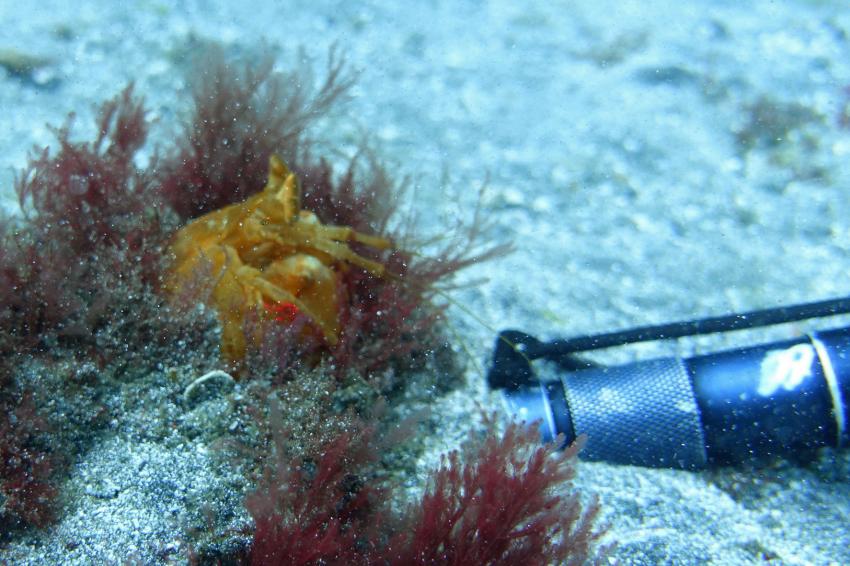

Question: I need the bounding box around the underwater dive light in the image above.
[489,297,850,469]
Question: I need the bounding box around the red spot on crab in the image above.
[266,301,301,324]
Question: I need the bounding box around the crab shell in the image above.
[166,155,392,363]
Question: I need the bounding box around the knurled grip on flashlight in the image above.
[557,357,708,469]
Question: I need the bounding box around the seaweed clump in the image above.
[246,413,607,566]
[0,85,200,532]
[7,85,167,345]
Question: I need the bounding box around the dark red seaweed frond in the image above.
[384,423,607,566]
[0,389,58,532]
[247,413,607,566]
[15,84,158,255]
[159,45,355,220]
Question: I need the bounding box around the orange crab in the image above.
[166,155,392,363]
